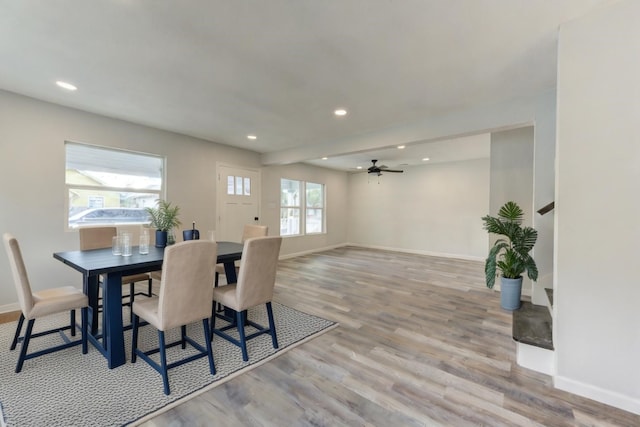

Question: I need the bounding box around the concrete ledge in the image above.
[513,301,553,350]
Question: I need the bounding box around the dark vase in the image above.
[155,230,168,248]
[183,229,200,241]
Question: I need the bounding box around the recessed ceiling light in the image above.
[422,157,430,161]
[247,135,257,140]
[356,166,363,170]
[334,109,347,117]
[397,145,405,149]
[56,81,77,91]
[322,157,328,160]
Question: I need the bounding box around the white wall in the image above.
[555,0,640,413]
[348,157,490,259]
[261,163,349,256]
[489,127,535,292]
[0,90,260,308]
[532,91,557,305]
[490,127,534,218]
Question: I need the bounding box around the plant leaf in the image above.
[498,201,523,223]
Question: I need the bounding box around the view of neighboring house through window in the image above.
[280,178,325,236]
[65,142,164,229]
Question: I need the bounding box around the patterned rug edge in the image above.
[127,320,339,426]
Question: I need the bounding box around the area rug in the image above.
[0,302,337,426]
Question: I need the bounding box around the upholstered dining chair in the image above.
[79,226,153,321]
[131,240,218,395]
[3,233,88,373]
[214,224,268,287]
[210,235,282,362]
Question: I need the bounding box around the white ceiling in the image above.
[0,0,610,171]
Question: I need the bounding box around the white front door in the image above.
[216,164,261,242]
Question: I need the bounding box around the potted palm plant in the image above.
[145,200,181,248]
[481,201,538,310]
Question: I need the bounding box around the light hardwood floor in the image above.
[135,246,640,427]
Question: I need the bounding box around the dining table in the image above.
[53,240,244,369]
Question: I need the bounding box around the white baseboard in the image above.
[516,342,554,375]
[0,302,20,314]
[344,243,484,262]
[554,375,640,416]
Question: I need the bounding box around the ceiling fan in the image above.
[367,160,404,176]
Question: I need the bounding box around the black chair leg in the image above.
[147,277,153,297]
[202,319,216,375]
[210,302,217,341]
[16,319,35,373]
[159,331,170,395]
[129,282,135,322]
[70,309,76,336]
[214,273,222,312]
[11,314,25,351]
[237,310,248,362]
[81,307,88,354]
[131,314,140,363]
[266,302,279,349]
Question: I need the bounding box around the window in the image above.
[305,182,324,234]
[227,175,252,196]
[65,142,164,229]
[280,179,300,236]
[280,179,325,236]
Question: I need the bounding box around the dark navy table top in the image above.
[54,241,244,276]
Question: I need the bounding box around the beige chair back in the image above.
[241,224,268,242]
[79,227,117,250]
[235,236,282,310]
[3,233,34,316]
[158,240,217,330]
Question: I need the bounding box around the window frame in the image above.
[65,141,165,230]
[280,178,325,237]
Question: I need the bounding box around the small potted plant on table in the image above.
[481,201,538,310]
[145,200,181,248]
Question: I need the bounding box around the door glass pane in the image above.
[244,177,251,195]
[227,176,235,195]
[235,176,243,195]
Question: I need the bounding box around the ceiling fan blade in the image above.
[385,169,404,173]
